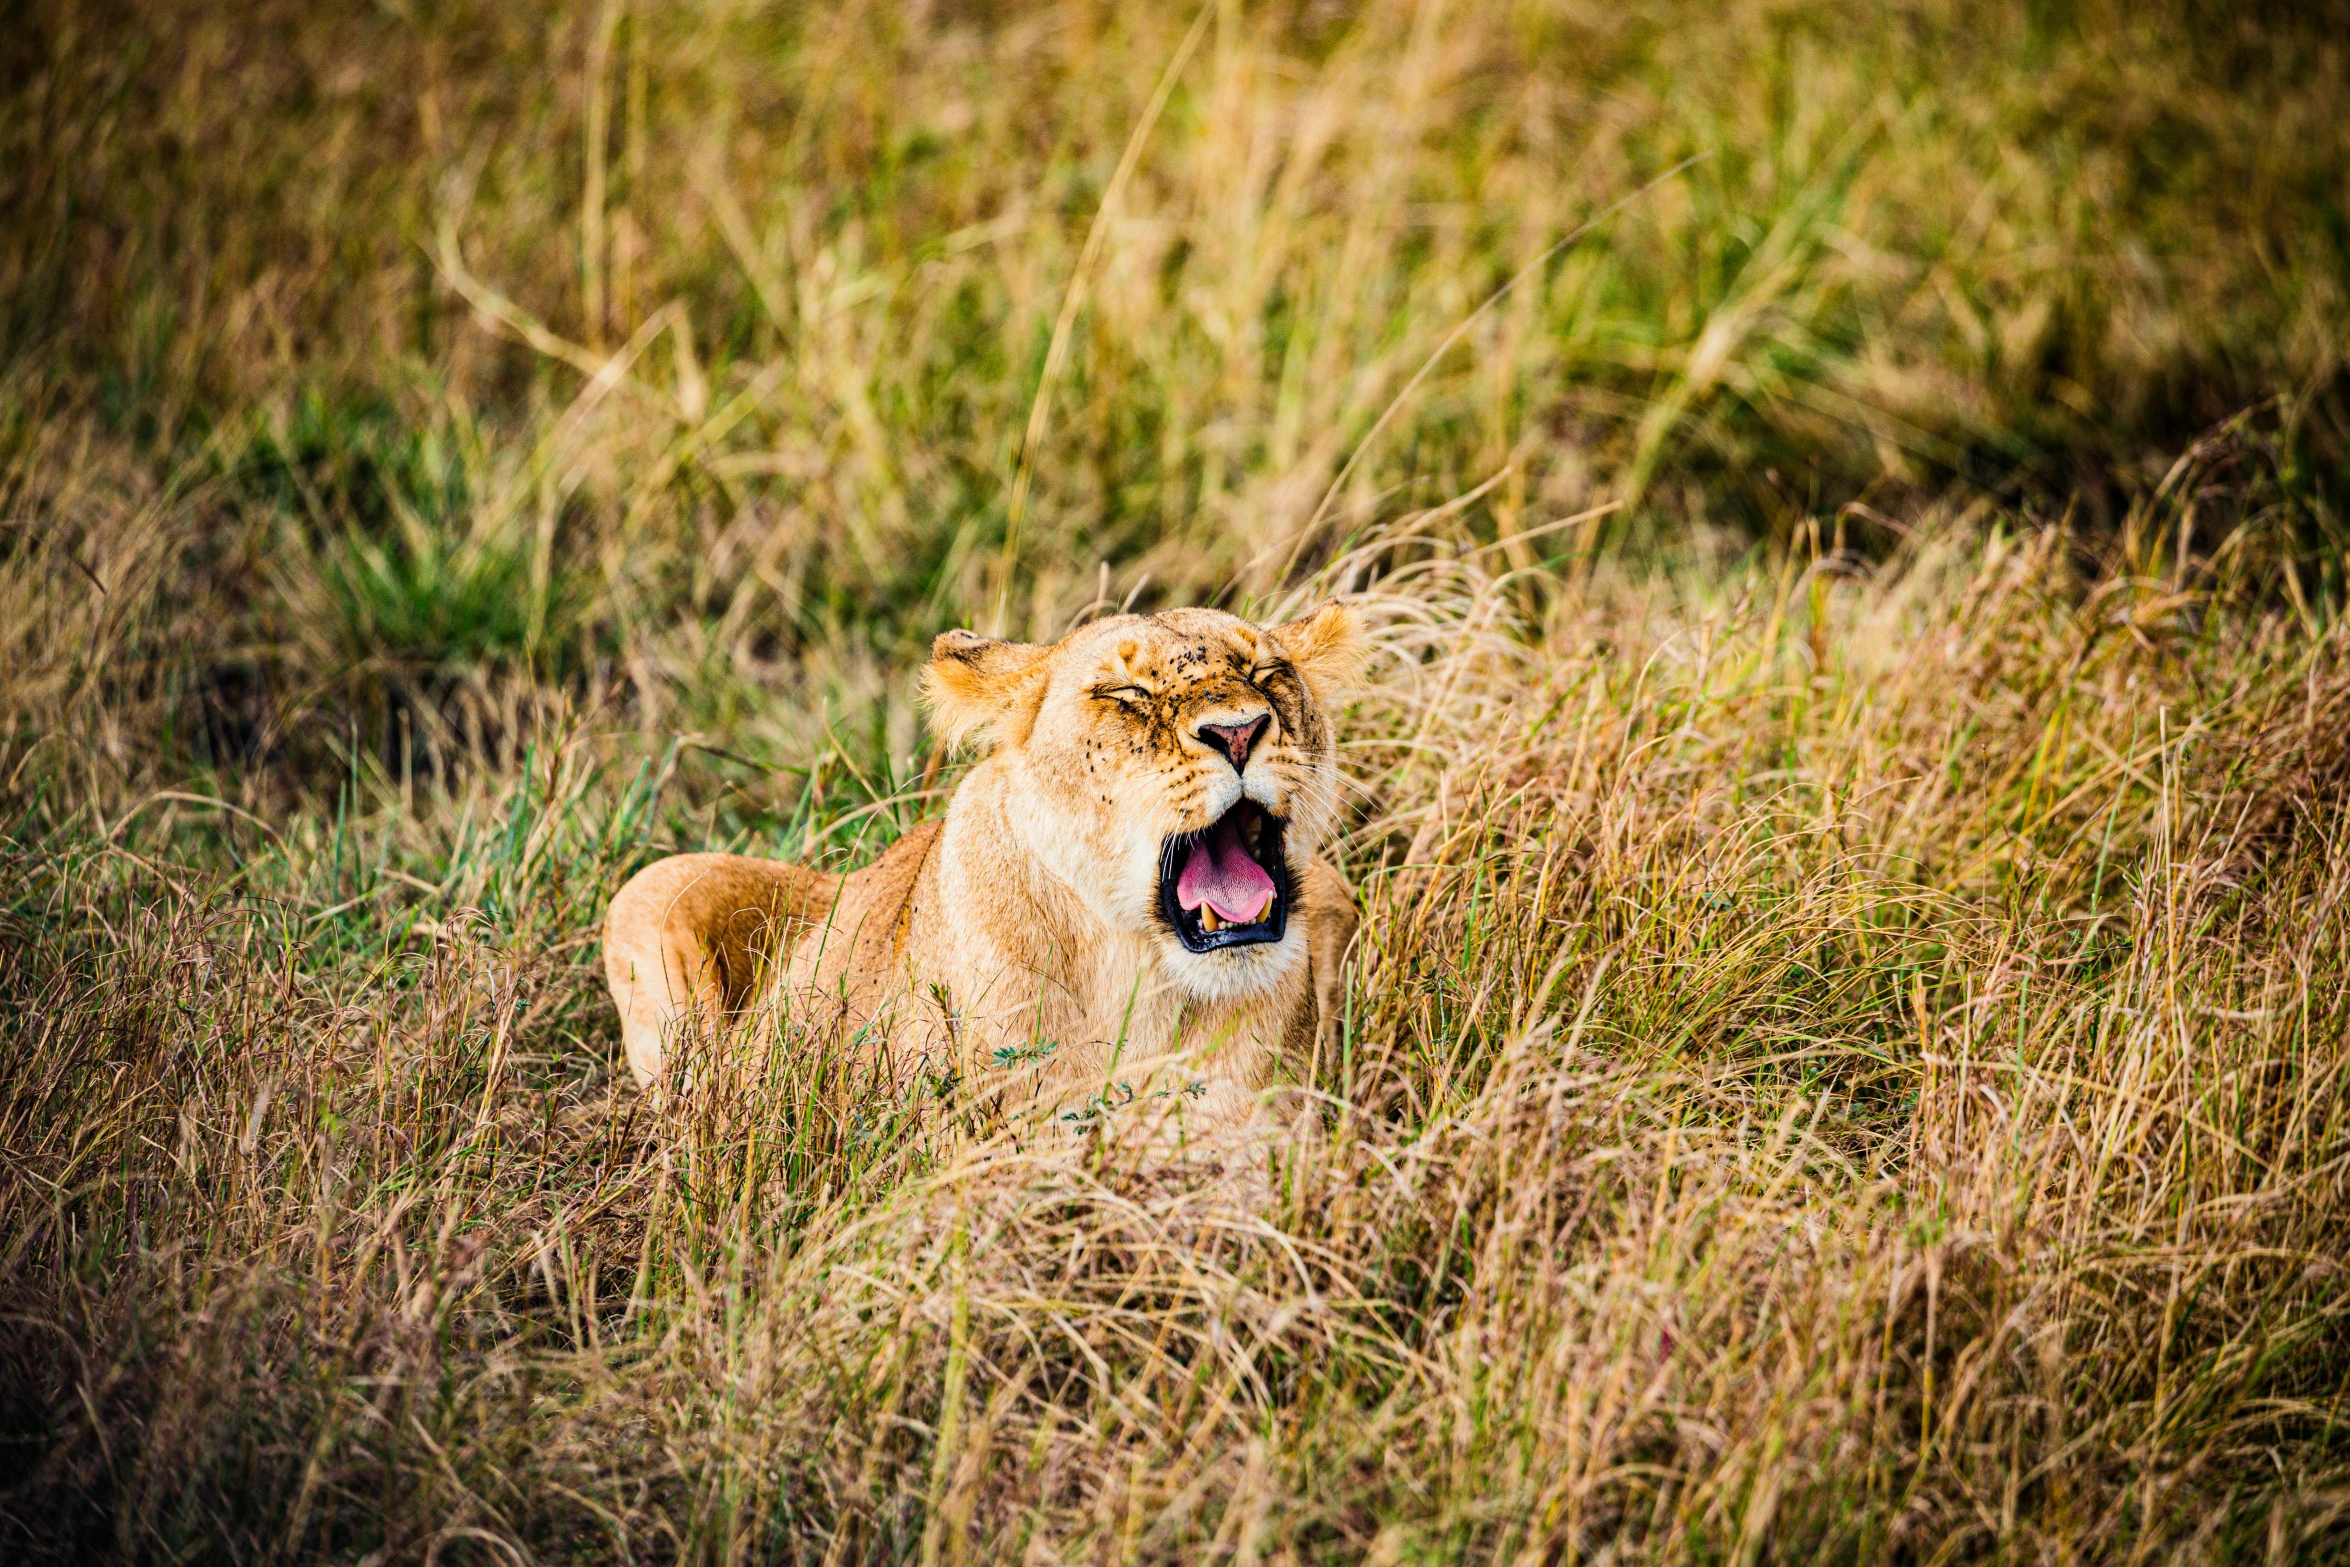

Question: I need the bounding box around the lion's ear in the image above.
[923,630,1055,749]
[1266,600,1364,694]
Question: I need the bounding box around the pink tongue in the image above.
[1175,817,1276,923]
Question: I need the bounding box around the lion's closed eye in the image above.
[1243,666,1297,707]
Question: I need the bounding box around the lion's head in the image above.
[923,602,1361,1000]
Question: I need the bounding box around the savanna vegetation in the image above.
[6,0,2350,1560]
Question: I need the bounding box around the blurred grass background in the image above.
[8,1,2350,1562]
[5,0,2347,798]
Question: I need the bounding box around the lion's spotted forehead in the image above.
[1063,611,1265,687]
[1034,610,1331,768]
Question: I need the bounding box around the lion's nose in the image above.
[1197,714,1271,773]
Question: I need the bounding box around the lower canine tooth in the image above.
[1200,907,1221,932]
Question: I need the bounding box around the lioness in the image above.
[602,602,1361,1150]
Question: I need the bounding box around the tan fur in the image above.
[603,603,1362,1153]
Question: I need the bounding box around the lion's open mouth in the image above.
[1158,799,1292,953]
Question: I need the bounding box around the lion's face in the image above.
[926,603,1360,1001]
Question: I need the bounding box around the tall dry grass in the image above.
[8,423,2350,1560]
[5,0,2350,1561]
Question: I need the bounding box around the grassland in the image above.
[6,0,2350,1560]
